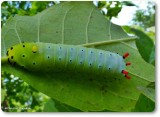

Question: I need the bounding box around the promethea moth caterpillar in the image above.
[7,42,131,79]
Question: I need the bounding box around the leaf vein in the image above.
[62,6,74,44]
[85,8,94,43]
[107,90,137,101]
[2,39,6,56]
[37,14,41,42]
[108,22,111,40]
[129,71,152,82]
[15,20,21,43]
[121,42,138,50]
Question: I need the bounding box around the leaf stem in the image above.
[80,37,136,47]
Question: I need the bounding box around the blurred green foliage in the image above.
[132,1,155,30]
[132,93,155,112]
[97,1,136,19]
[131,28,155,66]
[1,1,56,26]
[1,72,49,112]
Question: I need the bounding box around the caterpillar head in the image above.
[7,43,40,71]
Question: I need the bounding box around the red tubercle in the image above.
[125,75,131,79]
[126,62,131,66]
[122,70,128,75]
[123,52,129,59]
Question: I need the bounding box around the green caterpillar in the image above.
[7,42,131,79]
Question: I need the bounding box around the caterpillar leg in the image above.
[122,52,131,79]
[126,62,131,66]
[125,75,131,79]
[122,70,128,75]
[123,52,129,59]
[122,70,131,79]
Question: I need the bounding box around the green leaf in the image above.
[43,98,82,112]
[122,26,135,35]
[1,89,7,103]
[147,82,155,89]
[43,99,58,112]
[137,86,155,102]
[122,1,137,6]
[131,28,155,65]
[1,1,155,112]
[132,94,155,112]
[149,46,155,65]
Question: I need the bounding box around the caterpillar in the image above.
[6,42,131,79]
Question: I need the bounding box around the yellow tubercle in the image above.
[32,45,38,53]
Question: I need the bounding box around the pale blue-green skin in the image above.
[7,42,126,77]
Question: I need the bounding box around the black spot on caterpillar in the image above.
[7,42,131,79]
